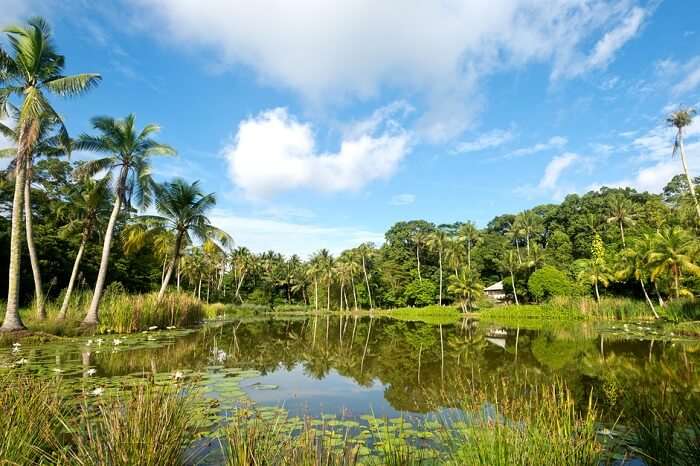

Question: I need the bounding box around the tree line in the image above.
[1,18,699,332]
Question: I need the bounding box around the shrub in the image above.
[403,279,437,307]
[528,266,576,302]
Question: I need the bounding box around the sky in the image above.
[2,0,700,257]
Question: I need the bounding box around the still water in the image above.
[2,314,698,425]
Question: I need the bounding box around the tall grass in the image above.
[482,296,658,321]
[99,291,205,333]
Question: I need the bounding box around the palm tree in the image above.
[448,267,483,312]
[667,108,700,219]
[648,226,700,299]
[75,115,175,325]
[615,234,659,318]
[444,236,465,277]
[132,179,230,301]
[413,230,428,282]
[606,194,636,247]
[575,258,612,303]
[1,114,72,320]
[55,176,112,319]
[514,210,541,258]
[498,249,520,305]
[0,18,100,331]
[358,243,374,310]
[231,247,253,303]
[427,230,448,305]
[457,221,480,270]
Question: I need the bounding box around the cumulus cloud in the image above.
[454,128,513,154]
[389,194,416,206]
[129,0,650,141]
[507,136,568,157]
[210,210,383,257]
[539,153,579,190]
[224,106,410,199]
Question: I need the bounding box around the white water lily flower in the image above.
[147,336,156,341]
[11,346,20,354]
[148,326,158,331]
[96,338,104,345]
[16,358,28,365]
[86,339,93,346]
[166,326,176,330]
[86,369,97,376]
[173,371,184,381]
[52,368,63,373]
[91,387,104,396]
[12,342,21,347]
[112,339,123,346]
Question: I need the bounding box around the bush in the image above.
[528,266,576,302]
[403,279,437,307]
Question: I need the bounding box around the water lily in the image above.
[148,326,158,331]
[85,368,97,376]
[11,346,20,354]
[166,326,176,330]
[113,339,123,346]
[96,338,104,346]
[91,387,104,396]
[16,358,28,365]
[52,368,63,373]
[12,342,21,348]
[173,371,184,381]
[86,339,93,346]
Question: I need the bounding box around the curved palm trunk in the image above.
[84,189,122,325]
[1,139,29,332]
[594,278,601,303]
[362,254,373,310]
[158,232,184,302]
[678,129,700,219]
[510,269,519,305]
[350,274,358,311]
[58,229,89,320]
[619,221,626,248]
[24,168,46,320]
[640,279,659,319]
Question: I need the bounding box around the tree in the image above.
[131,179,230,302]
[667,108,700,220]
[575,234,611,302]
[0,17,100,331]
[514,210,542,258]
[457,221,480,271]
[75,115,175,325]
[426,229,448,305]
[56,176,112,319]
[648,226,700,299]
[413,230,428,282]
[1,114,72,320]
[358,243,375,310]
[606,194,636,247]
[528,266,575,302]
[498,249,520,305]
[615,234,659,318]
[448,267,483,311]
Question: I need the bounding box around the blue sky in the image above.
[3,0,700,256]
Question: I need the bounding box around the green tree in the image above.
[648,226,700,299]
[667,108,700,219]
[75,115,175,325]
[575,234,611,302]
[457,221,480,271]
[498,249,521,305]
[615,234,659,318]
[0,18,100,331]
[426,229,449,305]
[448,267,483,311]
[528,265,575,302]
[606,194,636,247]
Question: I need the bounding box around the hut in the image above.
[484,281,506,301]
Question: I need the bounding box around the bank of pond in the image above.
[1,309,699,465]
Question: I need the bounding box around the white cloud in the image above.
[130,0,650,141]
[539,153,579,190]
[507,136,567,157]
[454,128,513,153]
[672,57,700,96]
[389,194,416,206]
[211,210,383,257]
[224,106,410,199]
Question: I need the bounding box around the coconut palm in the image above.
[513,210,541,258]
[413,230,429,282]
[444,236,465,277]
[75,115,175,325]
[357,243,375,310]
[647,226,700,299]
[55,176,112,319]
[130,179,230,302]
[448,267,483,312]
[0,114,72,320]
[427,230,448,305]
[615,234,659,318]
[457,221,480,271]
[0,17,100,331]
[667,108,700,219]
[498,249,520,305]
[606,194,636,247]
[231,247,253,303]
[575,259,612,303]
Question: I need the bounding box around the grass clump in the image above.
[482,296,661,321]
[99,291,204,333]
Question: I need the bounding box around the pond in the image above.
[2,314,699,461]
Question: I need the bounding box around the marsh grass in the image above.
[98,291,204,333]
[482,296,658,321]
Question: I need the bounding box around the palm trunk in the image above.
[438,249,443,305]
[84,167,127,325]
[510,269,519,305]
[526,233,531,258]
[619,222,626,248]
[24,168,46,320]
[640,280,659,319]
[58,228,89,320]
[594,279,601,303]
[158,232,184,302]
[326,274,331,311]
[416,245,422,282]
[678,129,700,219]
[176,264,181,292]
[1,129,30,331]
[314,278,318,311]
[362,254,373,310]
[350,274,358,311]
[467,243,471,271]
[235,271,246,303]
[654,281,665,307]
[515,241,522,265]
[197,275,202,300]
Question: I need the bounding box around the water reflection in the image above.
[2,315,698,420]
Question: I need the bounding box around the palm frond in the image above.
[43,73,101,97]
